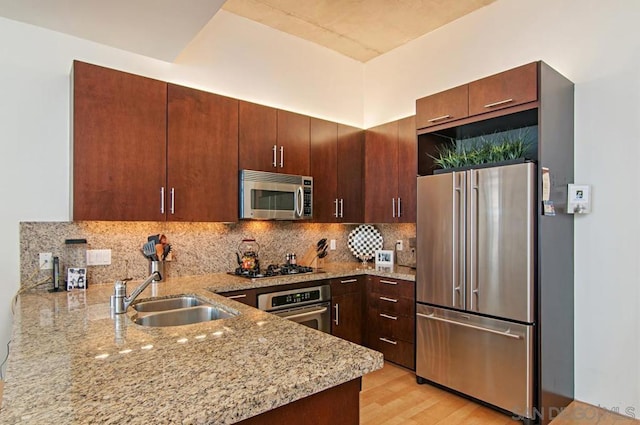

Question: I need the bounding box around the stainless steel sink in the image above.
[133,305,237,327]
[132,295,204,312]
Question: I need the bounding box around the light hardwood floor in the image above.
[360,362,639,425]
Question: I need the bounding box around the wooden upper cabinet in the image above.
[310,118,338,222]
[416,85,468,129]
[239,101,278,172]
[337,124,364,223]
[277,110,310,175]
[397,116,417,223]
[468,62,538,116]
[364,121,399,223]
[167,84,239,222]
[72,61,167,221]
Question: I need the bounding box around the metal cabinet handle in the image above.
[379,337,397,345]
[380,280,397,285]
[379,296,398,303]
[334,199,339,218]
[340,279,357,284]
[280,146,284,168]
[397,197,401,218]
[484,98,513,108]
[334,303,339,325]
[227,294,247,299]
[392,198,396,218]
[427,114,451,123]
[160,187,165,214]
[272,145,277,167]
[339,198,344,218]
[417,312,521,339]
[170,188,175,215]
[380,313,398,320]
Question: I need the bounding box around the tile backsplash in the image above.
[20,221,416,287]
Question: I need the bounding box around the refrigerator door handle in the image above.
[455,172,466,309]
[468,170,479,312]
[416,312,522,340]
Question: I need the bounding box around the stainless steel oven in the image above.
[257,285,331,333]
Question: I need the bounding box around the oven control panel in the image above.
[257,285,331,312]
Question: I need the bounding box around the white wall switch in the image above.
[39,252,53,270]
[329,239,336,250]
[86,249,112,266]
[396,240,403,251]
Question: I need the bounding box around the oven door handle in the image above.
[281,306,328,321]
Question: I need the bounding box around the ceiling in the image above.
[0,0,496,63]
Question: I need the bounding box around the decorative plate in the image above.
[347,224,383,261]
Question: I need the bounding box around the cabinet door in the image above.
[167,84,239,222]
[239,101,277,172]
[277,110,310,175]
[337,124,364,223]
[364,121,399,223]
[468,62,538,116]
[73,61,167,221]
[416,85,468,129]
[332,292,363,345]
[397,116,417,223]
[310,118,338,222]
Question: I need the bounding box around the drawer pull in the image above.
[340,279,357,284]
[379,296,398,303]
[380,313,398,320]
[380,280,397,285]
[227,294,247,299]
[427,114,451,123]
[484,98,513,108]
[379,337,397,345]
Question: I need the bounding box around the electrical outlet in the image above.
[329,239,336,250]
[39,252,53,270]
[396,240,403,251]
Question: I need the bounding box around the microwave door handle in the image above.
[296,187,304,217]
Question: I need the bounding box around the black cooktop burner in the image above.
[232,264,314,279]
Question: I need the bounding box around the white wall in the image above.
[0,12,362,372]
[364,0,640,414]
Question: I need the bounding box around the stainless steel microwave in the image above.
[239,170,313,220]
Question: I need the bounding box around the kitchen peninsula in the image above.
[0,264,415,424]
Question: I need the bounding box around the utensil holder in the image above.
[149,261,164,282]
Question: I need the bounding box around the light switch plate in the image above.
[329,239,336,250]
[86,249,112,266]
[39,252,53,270]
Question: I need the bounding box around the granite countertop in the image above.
[0,263,414,424]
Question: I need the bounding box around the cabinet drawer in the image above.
[369,276,414,299]
[416,85,468,129]
[370,310,415,342]
[218,289,257,307]
[369,292,415,317]
[331,276,363,296]
[369,334,414,370]
[468,62,538,116]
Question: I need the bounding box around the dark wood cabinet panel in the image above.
[368,309,414,342]
[239,101,278,172]
[364,121,399,223]
[368,292,415,317]
[218,289,258,307]
[277,110,310,175]
[310,118,338,222]
[369,276,414,299]
[331,276,364,345]
[72,60,167,221]
[468,62,538,116]
[368,334,414,370]
[337,124,364,223]
[416,84,468,129]
[167,84,238,222]
[397,116,417,223]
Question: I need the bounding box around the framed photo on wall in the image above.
[374,250,394,267]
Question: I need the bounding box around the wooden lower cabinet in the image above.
[366,276,415,370]
[237,378,361,425]
[218,289,258,308]
[330,276,364,345]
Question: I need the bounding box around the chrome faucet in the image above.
[110,271,161,314]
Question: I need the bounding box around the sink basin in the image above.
[133,295,204,312]
[133,305,238,327]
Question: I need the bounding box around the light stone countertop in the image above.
[0,263,414,424]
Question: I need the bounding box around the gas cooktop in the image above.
[231,264,314,279]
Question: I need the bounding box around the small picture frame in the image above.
[374,250,394,267]
[67,267,87,290]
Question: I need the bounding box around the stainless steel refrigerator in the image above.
[416,162,536,421]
